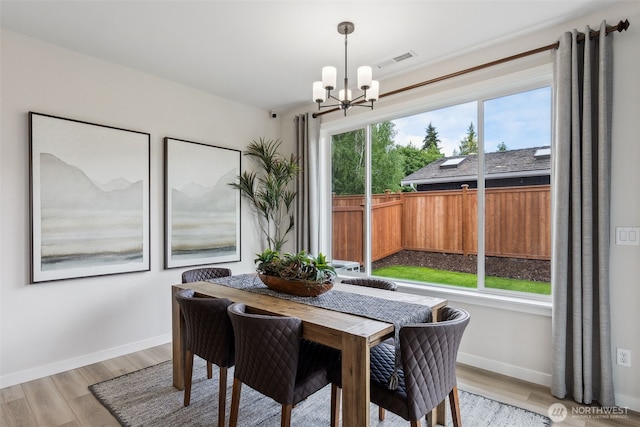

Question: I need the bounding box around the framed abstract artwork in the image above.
[164,137,241,268]
[29,112,151,283]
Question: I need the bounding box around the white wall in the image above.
[283,1,640,410]
[0,29,279,387]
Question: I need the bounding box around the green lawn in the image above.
[373,265,551,295]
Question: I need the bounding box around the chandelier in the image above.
[313,22,379,116]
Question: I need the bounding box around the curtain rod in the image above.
[312,19,630,118]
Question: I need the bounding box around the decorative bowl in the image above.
[258,274,333,297]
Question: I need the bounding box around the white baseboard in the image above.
[614,392,640,412]
[0,334,171,389]
[458,352,640,412]
[457,351,552,387]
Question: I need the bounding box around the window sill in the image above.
[338,275,552,317]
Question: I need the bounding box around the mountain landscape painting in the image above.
[164,138,241,268]
[30,113,150,282]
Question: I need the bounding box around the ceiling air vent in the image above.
[376,50,417,69]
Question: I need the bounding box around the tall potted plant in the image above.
[230,138,299,251]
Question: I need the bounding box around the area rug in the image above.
[90,358,550,426]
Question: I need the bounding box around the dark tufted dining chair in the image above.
[227,302,340,427]
[330,306,470,427]
[181,267,232,284]
[341,277,398,291]
[181,268,233,389]
[175,289,235,427]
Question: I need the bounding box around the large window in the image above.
[330,84,551,297]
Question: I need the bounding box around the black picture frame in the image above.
[29,112,151,283]
[164,137,241,269]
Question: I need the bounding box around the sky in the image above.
[391,86,552,156]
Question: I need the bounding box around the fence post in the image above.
[461,184,469,256]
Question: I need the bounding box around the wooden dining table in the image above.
[171,277,447,427]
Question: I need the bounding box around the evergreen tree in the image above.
[457,122,478,155]
[422,122,440,152]
[497,141,508,152]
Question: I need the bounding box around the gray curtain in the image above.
[551,21,615,407]
[294,113,320,254]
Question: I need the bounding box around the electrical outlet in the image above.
[617,348,631,367]
[616,227,640,245]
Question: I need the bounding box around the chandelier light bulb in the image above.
[366,80,380,102]
[313,81,326,103]
[322,66,337,91]
[357,66,372,90]
[338,89,352,103]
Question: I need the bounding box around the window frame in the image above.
[319,63,554,314]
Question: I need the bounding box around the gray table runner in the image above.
[208,274,432,389]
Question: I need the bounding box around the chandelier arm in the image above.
[313,98,374,117]
[317,102,344,110]
[350,103,375,108]
[327,93,342,102]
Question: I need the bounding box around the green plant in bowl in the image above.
[255,250,336,285]
[255,250,336,297]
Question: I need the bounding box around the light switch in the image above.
[616,227,640,245]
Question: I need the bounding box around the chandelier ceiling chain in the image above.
[313,21,379,116]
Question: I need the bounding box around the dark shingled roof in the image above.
[401,146,551,185]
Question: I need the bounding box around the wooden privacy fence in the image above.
[332,185,551,265]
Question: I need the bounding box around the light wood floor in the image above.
[1,343,638,426]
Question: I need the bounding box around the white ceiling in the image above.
[0,0,621,112]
